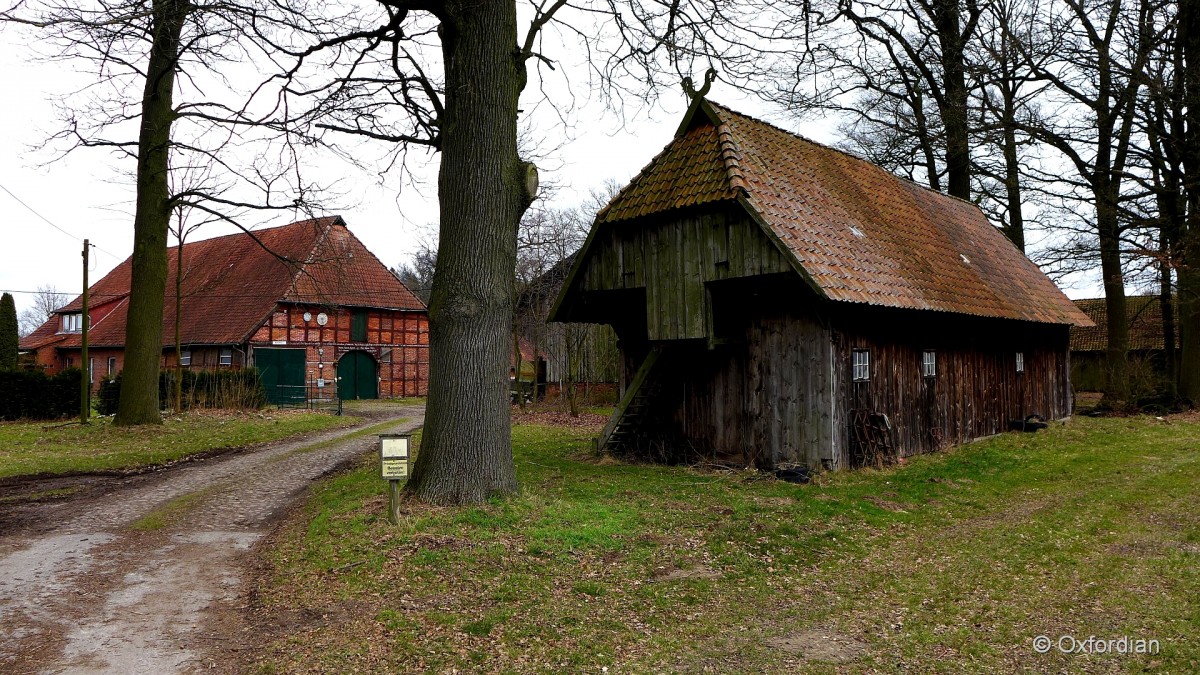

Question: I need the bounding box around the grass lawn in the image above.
[252,416,1199,673]
[0,410,357,479]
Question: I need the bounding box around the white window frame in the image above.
[1016,351,1025,373]
[61,313,83,333]
[107,357,117,376]
[89,357,95,384]
[852,349,870,382]
[180,349,192,367]
[219,348,233,366]
[922,350,936,378]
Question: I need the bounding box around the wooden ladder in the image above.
[595,347,663,454]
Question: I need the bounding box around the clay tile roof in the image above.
[598,100,1092,327]
[1070,296,1175,351]
[18,216,425,350]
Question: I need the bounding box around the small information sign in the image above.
[380,435,410,480]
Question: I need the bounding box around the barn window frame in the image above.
[219,347,233,366]
[922,350,936,378]
[179,349,192,367]
[852,349,870,382]
[1015,351,1025,373]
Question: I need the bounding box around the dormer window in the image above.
[61,313,84,333]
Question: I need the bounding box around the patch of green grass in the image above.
[253,417,1200,673]
[130,487,215,531]
[0,410,357,479]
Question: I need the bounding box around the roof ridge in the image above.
[714,120,748,195]
[705,100,985,211]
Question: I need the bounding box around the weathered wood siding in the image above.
[574,207,789,341]
[663,304,834,469]
[830,310,1072,468]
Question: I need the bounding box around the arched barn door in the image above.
[337,351,378,400]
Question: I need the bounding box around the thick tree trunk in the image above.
[114,0,187,426]
[1001,97,1025,251]
[1179,0,1200,401]
[405,2,528,504]
[1097,193,1130,403]
[934,0,971,200]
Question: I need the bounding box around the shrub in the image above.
[97,368,266,414]
[0,368,82,420]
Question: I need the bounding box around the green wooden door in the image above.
[337,351,378,400]
[256,348,306,405]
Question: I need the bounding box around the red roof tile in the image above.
[597,100,1092,327]
[1070,296,1175,351]
[19,216,425,350]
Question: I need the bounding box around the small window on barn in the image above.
[852,349,870,382]
[351,310,368,342]
[61,313,84,333]
[922,350,936,378]
[219,348,233,366]
[180,350,192,367]
[1016,351,1025,373]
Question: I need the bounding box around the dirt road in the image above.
[0,402,423,674]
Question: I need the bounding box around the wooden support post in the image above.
[80,239,90,425]
[388,480,402,525]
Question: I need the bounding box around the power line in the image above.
[0,182,122,259]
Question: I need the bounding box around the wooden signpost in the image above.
[379,434,410,524]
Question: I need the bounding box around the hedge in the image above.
[96,367,266,415]
[0,368,83,421]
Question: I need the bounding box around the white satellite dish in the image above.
[316,313,329,326]
[302,312,312,322]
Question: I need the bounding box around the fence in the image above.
[268,378,343,414]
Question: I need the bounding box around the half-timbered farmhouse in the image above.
[21,217,429,403]
[552,99,1093,471]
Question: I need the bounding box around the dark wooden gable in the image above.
[569,204,790,341]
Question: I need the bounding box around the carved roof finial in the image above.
[681,68,717,102]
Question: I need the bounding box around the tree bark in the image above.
[405,1,527,504]
[934,0,971,200]
[1097,183,1130,403]
[114,0,187,426]
[1179,0,1200,402]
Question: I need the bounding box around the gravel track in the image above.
[0,402,423,674]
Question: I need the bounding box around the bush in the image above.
[0,368,83,421]
[96,368,266,415]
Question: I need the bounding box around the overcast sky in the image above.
[0,17,1101,323]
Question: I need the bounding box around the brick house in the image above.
[20,216,429,402]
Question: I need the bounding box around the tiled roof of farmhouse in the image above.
[596,99,1092,327]
[1070,296,1176,351]
[19,216,425,350]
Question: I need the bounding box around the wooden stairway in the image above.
[595,347,664,454]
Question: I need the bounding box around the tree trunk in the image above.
[174,232,184,412]
[405,2,528,504]
[1179,0,1200,402]
[114,0,187,426]
[1097,190,1130,404]
[1001,93,1025,251]
[934,0,971,200]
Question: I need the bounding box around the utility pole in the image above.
[81,239,90,425]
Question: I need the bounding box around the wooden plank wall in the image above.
[575,207,789,341]
[831,316,1072,467]
[655,306,834,469]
